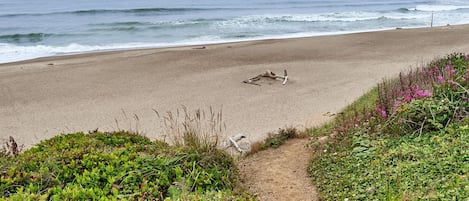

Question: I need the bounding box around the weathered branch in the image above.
[242,70,289,86]
[223,133,246,153]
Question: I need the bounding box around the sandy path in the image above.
[2,25,469,148]
[239,139,317,201]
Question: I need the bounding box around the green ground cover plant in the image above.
[0,132,248,200]
[310,53,469,200]
[1,108,252,200]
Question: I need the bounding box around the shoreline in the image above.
[0,27,390,65]
[2,24,469,148]
[0,24,459,66]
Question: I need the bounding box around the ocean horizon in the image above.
[2,0,469,64]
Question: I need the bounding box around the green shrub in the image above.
[385,97,460,135]
[310,53,469,200]
[0,131,247,200]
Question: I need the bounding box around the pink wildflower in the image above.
[380,109,387,118]
[463,96,469,102]
[399,90,406,97]
[421,69,427,77]
[415,89,431,98]
[445,65,455,75]
[448,80,458,90]
[404,92,412,102]
[465,68,469,84]
[425,90,432,97]
[376,104,388,118]
[437,74,444,83]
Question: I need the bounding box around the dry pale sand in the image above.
[2,25,469,148]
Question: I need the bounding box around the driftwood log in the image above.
[223,133,246,153]
[243,70,288,86]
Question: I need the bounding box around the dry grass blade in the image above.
[1,136,23,157]
[155,106,225,151]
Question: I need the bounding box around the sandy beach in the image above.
[2,25,469,148]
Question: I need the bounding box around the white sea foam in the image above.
[215,11,429,28]
[0,43,166,64]
[2,0,469,64]
[0,28,397,64]
[0,40,243,64]
[415,4,469,12]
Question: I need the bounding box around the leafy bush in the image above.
[0,131,249,200]
[389,97,459,134]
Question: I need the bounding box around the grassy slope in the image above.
[311,124,468,200]
[309,53,469,200]
[0,131,251,200]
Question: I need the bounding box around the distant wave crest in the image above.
[87,19,218,32]
[216,12,426,27]
[414,4,469,11]
[71,7,207,14]
[0,7,219,18]
[0,33,54,43]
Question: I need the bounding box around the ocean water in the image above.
[1,0,469,63]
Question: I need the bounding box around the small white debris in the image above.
[223,133,247,153]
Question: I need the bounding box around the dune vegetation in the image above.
[0,110,252,200]
[309,53,469,200]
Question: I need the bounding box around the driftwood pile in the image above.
[243,70,288,86]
